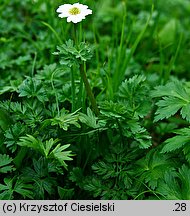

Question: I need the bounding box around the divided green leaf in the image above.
[151,80,190,122]
[0,154,15,173]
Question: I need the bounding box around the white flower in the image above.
[56,3,92,23]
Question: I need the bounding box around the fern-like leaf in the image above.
[49,144,74,169]
[18,135,74,169]
[161,127,190,153]
[151,80,190,122]
[118,75,151,117]
[135,149,175,189]
[157,165,190,200]
[83,177,105,198]
[18,135,44,153]
[58,186,74,199]
[79,107,99,128]
[92,161,117,179]
[0,154,15,173]
[50,109,81,130]
[0,177,33,199]
[18,77,48,102]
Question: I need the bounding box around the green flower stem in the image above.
[79,22,83,43]
[73,24,78,45]
[71,65,76,112]
[77,76,85,112]
[71,24,81,112]
[80,63,100,116]
[51,70,60,116]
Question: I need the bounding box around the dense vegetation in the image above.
[1,0,190,199]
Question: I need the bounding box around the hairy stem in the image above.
[80,63,100,116]
[71,65,76,112]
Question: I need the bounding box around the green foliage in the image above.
[0,177,33,200]
[58,186,74,199]
[79,107,101,129]
[135,149,175,189]
[20,158,56,199]
[54,39,94,67]
[161,128,190,153]
[151,80,190,122]
[0,108,12,131]
[160,127,190,163]
[18,77,48,102]
[0,154,15,173]
[99,75,152,149]
[1,0,190,200]
[4,122,26,152]
[48,109,81,130]
[70,144,142,199]
[152,79,190,166]
[157,165,190,200]
[118,75,151,118]
[158,19,177,45]
[18,135,74,169]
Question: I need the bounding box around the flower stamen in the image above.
[69,7,81,15]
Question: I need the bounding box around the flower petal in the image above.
[67,15,84,23]
[73,3,88,10]
[80,9,92,16]
[58,13,69,18]
[57,3,92,23]
[56,4,72,13]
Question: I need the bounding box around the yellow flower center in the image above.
[69,7,81,15]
